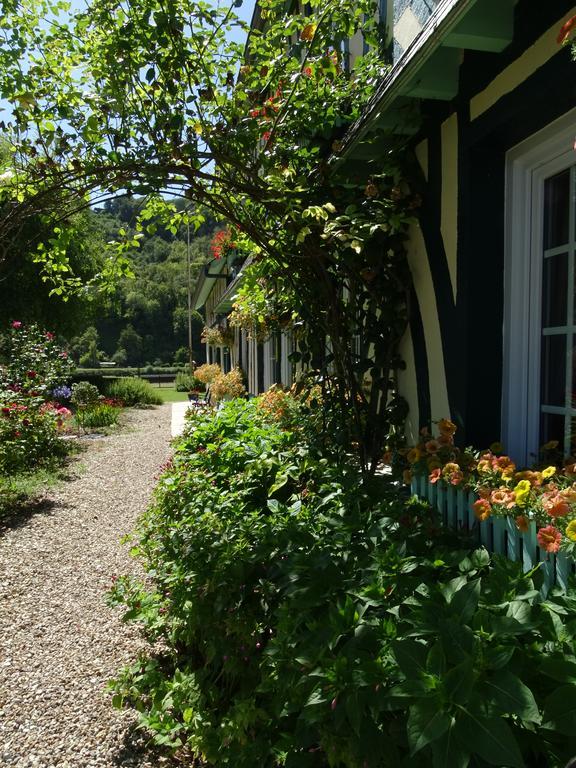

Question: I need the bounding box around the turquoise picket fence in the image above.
[411,475,575,593]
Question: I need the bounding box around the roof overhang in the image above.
[337,0,517,161]
[192,257,227,311]
[213,255,254,314]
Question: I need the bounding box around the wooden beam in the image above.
[443,0,515,53]
[399,47,461,100]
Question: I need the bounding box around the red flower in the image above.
[558,15,576,44]
[45,331,55,341]
[26,370,37,378]
[11,320,22,329]
[261,131,272,142]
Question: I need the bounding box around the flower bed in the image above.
[396,419,576,588]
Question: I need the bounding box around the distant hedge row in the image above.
[74,366,183,377]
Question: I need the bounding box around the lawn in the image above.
[151,386,190,403]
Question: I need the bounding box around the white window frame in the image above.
[503,108,576,465]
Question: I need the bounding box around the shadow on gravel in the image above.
[0,496,71,535]
[113,723,191,767]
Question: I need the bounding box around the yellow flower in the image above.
[566,520,576,542]
[542,466,556,479]
[406,448,421,464]
[514,479,531,508]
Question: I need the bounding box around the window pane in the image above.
[540,412,566,454]
[542,253,568,327]
[540,334,566,406]
[544,169,571,249]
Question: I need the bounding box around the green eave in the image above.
[338,0,517,160]
[192,258,227,311]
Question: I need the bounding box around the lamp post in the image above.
[186,215,194,376]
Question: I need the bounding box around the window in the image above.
[504,109,576,464]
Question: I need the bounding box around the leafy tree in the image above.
[117,324,144,367]
[0,0,414,470]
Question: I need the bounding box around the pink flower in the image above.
[537,525,562,553]
[45,331,55,341]
[11,320,22,329]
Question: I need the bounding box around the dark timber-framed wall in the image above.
[397,0,576,448]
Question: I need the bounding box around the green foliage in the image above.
[77,402,121,429]
[109,401,576,766]
[0,0,413,469]
[106,377,162,406]
[174,371,203,392]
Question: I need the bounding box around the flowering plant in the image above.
[209,227,237,260]
[200,325,235,347]
[194,363,222,385]
[0,322,74,473]
[0,322,74,395]
[209,368,246,403]
[397,419,576,555]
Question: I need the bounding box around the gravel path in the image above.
[0,405,175,768]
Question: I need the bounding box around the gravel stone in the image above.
[0,405,177,767]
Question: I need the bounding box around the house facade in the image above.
[336,0,576,466]
[195,0,576,466]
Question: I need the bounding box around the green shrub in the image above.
[106,377,162,406]
[78,403,121,429]
[109,401,576,767]
[174,371,204,392]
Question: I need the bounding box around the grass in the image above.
[0,465,70,520]
[152,386,190,403]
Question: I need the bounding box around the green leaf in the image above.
[443,659,476,706]
[455,712,524,767]
[484,646,515,671]
[483,671,541,723]
[407,698,452,755]
[450,579,481,623]
[543,685,576,736]
[540,657,576,683]
[391,639,428,679]
[426,642,446,677]
[432,721,469,768]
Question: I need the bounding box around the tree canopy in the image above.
[0,0,416,470]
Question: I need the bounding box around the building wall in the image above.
[400,0,576,449]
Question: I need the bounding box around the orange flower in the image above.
[515,515,529,533]
[558,14,576,44]
[561,485,576,503]
[429,468,441,484]
[477,487,491,500]
[449,470,464,486]
[438,418,457,437]
[491,489,516,509]
[537,525,562,553]
[473,498,492,521]
[402,469,412,485]
[381,451,393,466]
[543,494,570,518]
[438,433,454,446]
